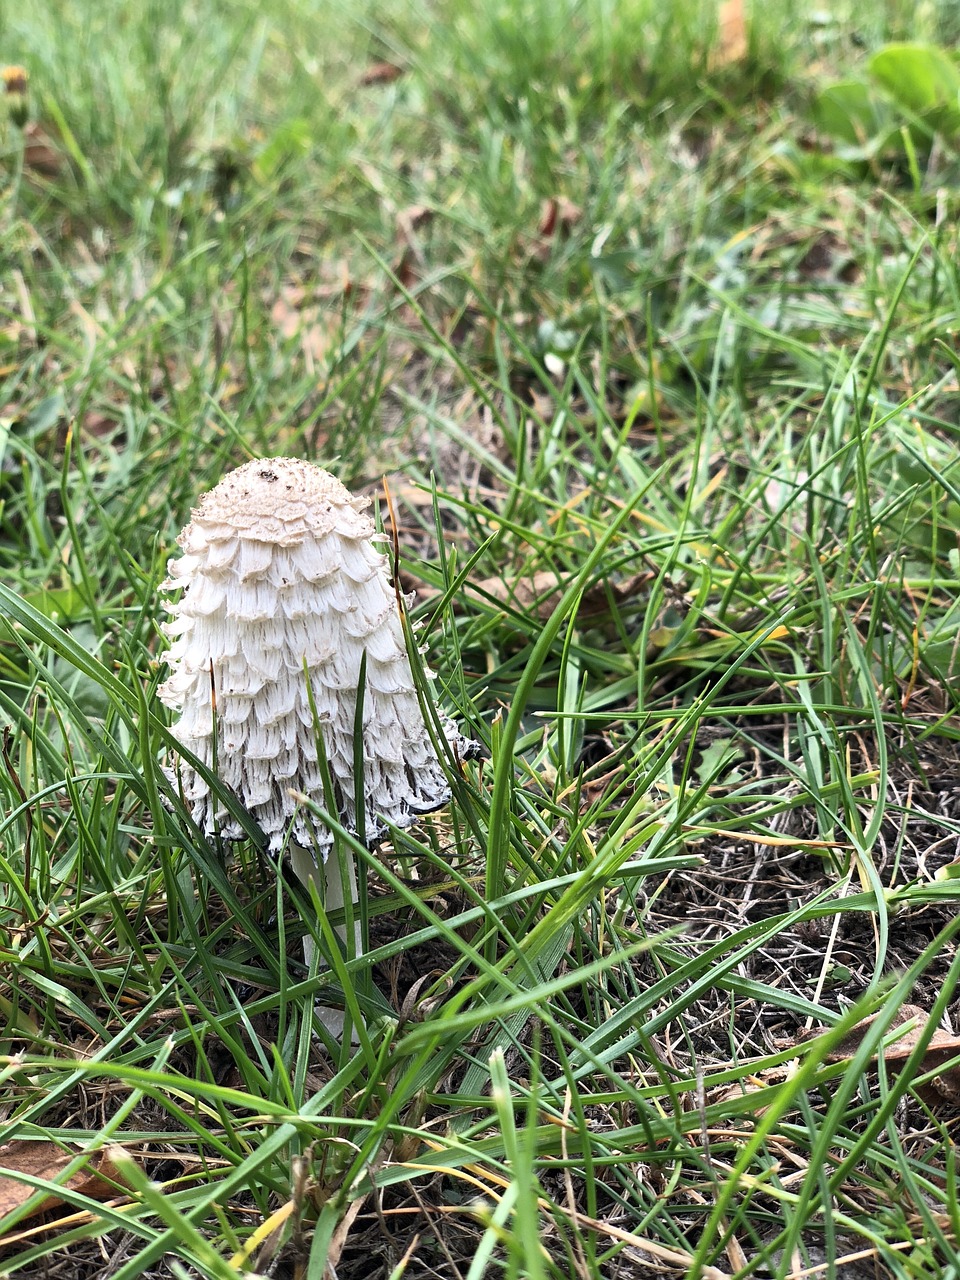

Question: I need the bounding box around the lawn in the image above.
[2,0,960,1276]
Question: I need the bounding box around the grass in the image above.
[2,0,960,1275]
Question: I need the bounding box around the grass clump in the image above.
[3,0,960,1277]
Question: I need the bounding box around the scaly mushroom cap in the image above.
[159,457,472,855]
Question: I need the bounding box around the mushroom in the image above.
[158,457,475,1034]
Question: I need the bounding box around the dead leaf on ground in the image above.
[269,286,333,369]
[819,1003,960,1105]
[21,122,64,177]
[484,568,651,620]
[0,1141,128,1220]
[359,61,404,87]
[394,204,435,290]
[480,570,577,618]
[710,0,749,69]
[283,258,353,302]
[529,196,583,263]
[405,567,652,623]
[710,1066,791,1110]
[396,204,434,241]
[538,196,582,240]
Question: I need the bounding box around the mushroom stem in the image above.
[288,842,362,1040]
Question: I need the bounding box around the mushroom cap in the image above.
[183,457,374,546]
[159,458,474,857]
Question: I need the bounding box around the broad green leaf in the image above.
[870,43,960,136]
[812,80,888,148]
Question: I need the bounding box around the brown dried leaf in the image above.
[821,1004,960,1104]
[394,247,418,290]
[710,1066,791,1110]
[0,1141,127,1219]
[538,196,582,239]
[396,204,434,241]
[393,205,434,290]
[359,61,404,87]
[437,568,652,622]
[711,0,749,69]
[402,567,652,621]
[476,570,566,617]
[83,411,118,440]
[529,196,583,262]
[269,287,331,368]
[22,122,64,177]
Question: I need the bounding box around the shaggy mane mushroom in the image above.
[159,457,475,1034]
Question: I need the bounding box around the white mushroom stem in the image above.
[288,842,362,1041]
